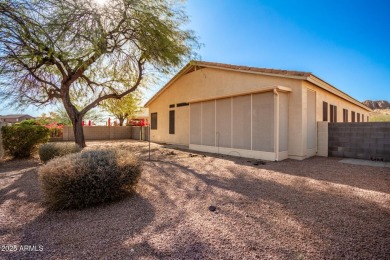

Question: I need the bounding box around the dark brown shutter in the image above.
[169,110,175,134]
[334,106,337,122]
[151,113,157,129]
[343,109,348,122]
[351,111,355,122]
[323,102,328,121]
[329,105,334,123]
[357,113,360,122]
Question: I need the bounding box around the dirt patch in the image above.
[1,140,389,259]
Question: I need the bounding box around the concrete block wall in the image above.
[328,122,390,161]
[63,126,132,141]
[317,122,328,157]
[131,126,149,141]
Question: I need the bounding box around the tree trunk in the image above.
[119,117,125,126]
[73,114,86,148]
[61,93,87,148]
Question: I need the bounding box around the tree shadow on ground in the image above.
[145,143,390,194]
[0,161,155,260]
[144,159,390,259]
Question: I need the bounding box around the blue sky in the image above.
[184,0,390,100]
[2,0,389,116]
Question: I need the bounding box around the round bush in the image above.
[39,142,82,163]
[39,149,142,210]
[1,124,50,158]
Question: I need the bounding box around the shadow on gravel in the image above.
[149,144,390,194]
[149,159,390,259]
[0,160,155,260]
[0,168,41,206]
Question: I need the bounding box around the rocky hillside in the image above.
[363,100,390,109]
[361,100,390,122]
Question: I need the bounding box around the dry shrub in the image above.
[39,149,142,210]
[39,142,81,163]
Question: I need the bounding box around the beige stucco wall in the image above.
[301,81,369,158]
[303,81,369,123]
[147,67,370,160]
[148,68,303,151]
[317,121,328,157]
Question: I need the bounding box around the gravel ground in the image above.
[1,140,389,259]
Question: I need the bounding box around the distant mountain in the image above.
[363,100,390,110]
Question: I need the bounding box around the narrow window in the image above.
[151,113,158,129]
[362,115,364,122]
[169,110,175,134]
[169,104,175,108]
[176,102,189,107]
[329,105,337,122]
[330,105,334,123]
[351,111,356,122]
[343,109,349,122]
[357,113,360,122]
[367,115,369,122]
[323,102,328,121]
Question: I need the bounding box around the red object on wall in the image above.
[82,120,85,126]
[88,120,91,126]
[108,118,111,126]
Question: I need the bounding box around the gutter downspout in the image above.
[274,88,279,162]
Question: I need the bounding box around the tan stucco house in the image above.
[145,61,371,161]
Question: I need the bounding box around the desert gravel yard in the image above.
[1,140,390,259]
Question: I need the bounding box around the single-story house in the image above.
[0,114,34,124]
[145,61,371,161]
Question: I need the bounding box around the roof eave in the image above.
[144,61,308,107]
[306,75,372,112]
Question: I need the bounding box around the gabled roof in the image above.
[0,114,33,119]
[145,60,371,111]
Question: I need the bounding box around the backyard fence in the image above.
[327,122,390,162]
[60,126,149,141]
[62,126,132,141]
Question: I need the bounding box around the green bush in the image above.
[39,149,142,210]
[19,119,38,125]
[39,142,82,163]
[1,124,50,158]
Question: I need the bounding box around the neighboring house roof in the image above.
[144,60,371,112]
[0,114,33,119]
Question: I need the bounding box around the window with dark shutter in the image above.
[351,111,355,122]
[169,110,175,134]
[329,105,335,122]
[151,113,157,129]
[343,109,348,122]
[329,104,337,122]
[357,113,360,122]
[323,102,328,121]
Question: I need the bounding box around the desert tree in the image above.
[100,92,141,126]
[0,0,197,147]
